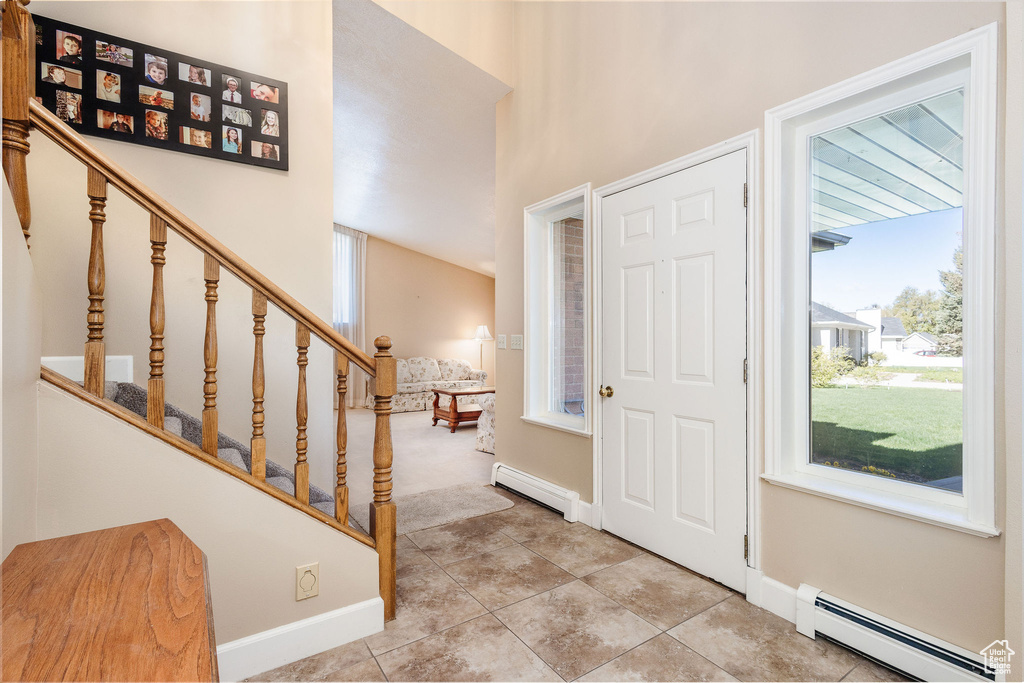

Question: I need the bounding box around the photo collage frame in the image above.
[34,14,289,170]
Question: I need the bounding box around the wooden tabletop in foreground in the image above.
[2,518,218,682]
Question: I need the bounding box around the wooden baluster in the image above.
[251,291,267,481]
[202,254,219,456]
[147,216,167,428]
[294,323,311,505]
[370,336,397,621]
[2,1,35,245]
[84,168,107,396]
[335,352,350,525]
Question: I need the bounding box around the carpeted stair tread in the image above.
[109,382,333,507]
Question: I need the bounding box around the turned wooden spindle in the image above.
[147,216,167,428]
[84,168,107,396]
[250,291,267,481]
[201,254,219,456]
[369,335,397,621]
[294,323,310,505]
[2,1,35,246]
[335,352,350,525]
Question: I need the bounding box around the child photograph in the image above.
[55,91,82,124]
[56,30,82,64]
[180,62,211,86]
[222,75,242,103]
[260,109,280,137]
[97,110,134,134]
[96,70,121,103]
[251,141,279,160]
[138,86,174,110]
[250,82,279,103]
[41,63,82,89]
[190,93,212,122]
[96,40,133,67]
[180,127,212,149]
[145,109,169,141]
[222,104,252,127]
[144,54,169,85]
[222,126,242,154]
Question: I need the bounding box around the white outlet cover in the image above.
[511,334,524,350]
[296,562,319,601]
[497,334,507,349]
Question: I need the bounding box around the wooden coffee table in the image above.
[431,387,495,433]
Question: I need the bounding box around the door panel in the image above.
[601,149,747,592]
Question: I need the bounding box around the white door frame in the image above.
[590,129,763,576]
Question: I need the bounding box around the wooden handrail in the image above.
[26,99,376,376]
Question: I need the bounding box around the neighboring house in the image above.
[903,331,939,353]
[811,302,873,361]
[853,308,908,354]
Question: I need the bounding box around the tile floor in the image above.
[247,491,909,682]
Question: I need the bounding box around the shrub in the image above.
[811,346,854,387]
[868,351,887,366]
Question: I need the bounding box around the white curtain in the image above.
[333,224,367,408]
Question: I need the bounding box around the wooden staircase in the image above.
[1,0,397,620]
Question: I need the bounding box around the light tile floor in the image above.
[246,490,910,682]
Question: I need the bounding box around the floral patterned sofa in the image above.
[365,357,488,413]
[475,393,495,454]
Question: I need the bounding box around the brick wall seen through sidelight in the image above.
[552,217,585,416]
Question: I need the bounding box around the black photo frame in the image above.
[34,14,289,171]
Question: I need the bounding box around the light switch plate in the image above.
[296,562,319,600]
[511,334,524,350]
[497,334,507,350]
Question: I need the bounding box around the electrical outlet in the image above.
[296,562,319,601]
[511,334,524,350]
[497,334,506,350]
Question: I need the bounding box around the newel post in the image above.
[2,0,34,245]
[370,336,397,621]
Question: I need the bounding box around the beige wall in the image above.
[2,187,42,558]
[28,1,341,493]
[373,0,515,87]
[494,1,1015,652]
[34,383,380,644]
[365,236,496,381]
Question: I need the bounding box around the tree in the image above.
[935,246,963,356]
[882,286,940,334]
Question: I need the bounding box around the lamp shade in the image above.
[473,325,494,342]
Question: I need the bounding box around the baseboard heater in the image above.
[796,585,996,682]
[491,463,579,522]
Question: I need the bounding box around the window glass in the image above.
[551,215,586,417]
[809,89,965,493]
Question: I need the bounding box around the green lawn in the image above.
[811,386,962,483]
[886,365,964,383]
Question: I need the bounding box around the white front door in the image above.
[600,149,747,592]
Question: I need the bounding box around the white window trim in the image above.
[763,24,998,538]
[523,184,593,437]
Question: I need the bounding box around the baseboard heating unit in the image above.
[795,584,996,682]
[491,463,579,522]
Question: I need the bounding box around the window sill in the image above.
[520,415,591,438]
[761,472,1000,538]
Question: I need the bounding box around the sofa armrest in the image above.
[469,369,488,383]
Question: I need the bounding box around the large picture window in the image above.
[763,26,996,535]
[524,185,592,436]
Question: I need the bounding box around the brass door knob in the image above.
[599,385,614,398]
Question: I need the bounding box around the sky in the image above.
[811,208,963,313]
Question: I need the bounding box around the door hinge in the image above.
[743,182,748,208]
[744,534,749,560]
[743,358,748,384]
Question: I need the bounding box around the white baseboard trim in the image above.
[216,597,383,681]
[744,568,798,623]
[579,502,600,529]
[492,462,581,522]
